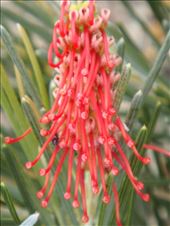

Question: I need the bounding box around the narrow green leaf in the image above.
[146,0,169,27]
[155,82,170,101]
[1,8,51,42]
[97,174,113,226]
[133,126,149,170]
[1,182,21,224]
[14,1,53,27]
[21,96,44,147]
[14,65,25,98]
[1,218,16,226]
[2,143,55,225]
[0,179,24,207]
[143,178,170,186]
[122,126,149,225]
[147,102,161,141]
[47,1,60,15]
[38,1,58,23]
[116,37,125,73]
[115,63,131,111]
[22,95,41,121]
[125,90,143,130]
[121,0,160,47]
[163,20,170,33]
[0,65,38,159]
[54,185,79,225]
[19,212,39,226]
[0,25,42,108]
[125,31,170,123]
[108,126,148,226]
[49,78,56,106]
[144,103,164,178]
[17,24,49,109]
[35,49,47,61]
[142,29,170,101]
[112,23,150,75]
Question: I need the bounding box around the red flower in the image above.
[4,0,170,225]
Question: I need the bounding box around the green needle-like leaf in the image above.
[116,37,125,73]
[1,8,51,42]
[147,102,162,141]
[14,1,54,27]
[146,0,169,27]
[0,25,42,108]
[126,31,170,123]
[97,174,113,226]
[125,126,149,225]
[14,65,25,98]
[125,90,143,130]
[17,24,49,109]
[121,0,160,47]
[163,20,170,33]
[115,63,131,111]
[1,182,21,224]
[155,83,170,100]
[47,1,60,15]
[0,65,41,160]
[142,29,170,101]
[21,96,44,146]
[1,218,16,226]
[2,144,55,225]
[0,65,39,160]
[108,125,148,226]
[116,23,150,75]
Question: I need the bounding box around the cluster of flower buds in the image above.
[5,1,170,225]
